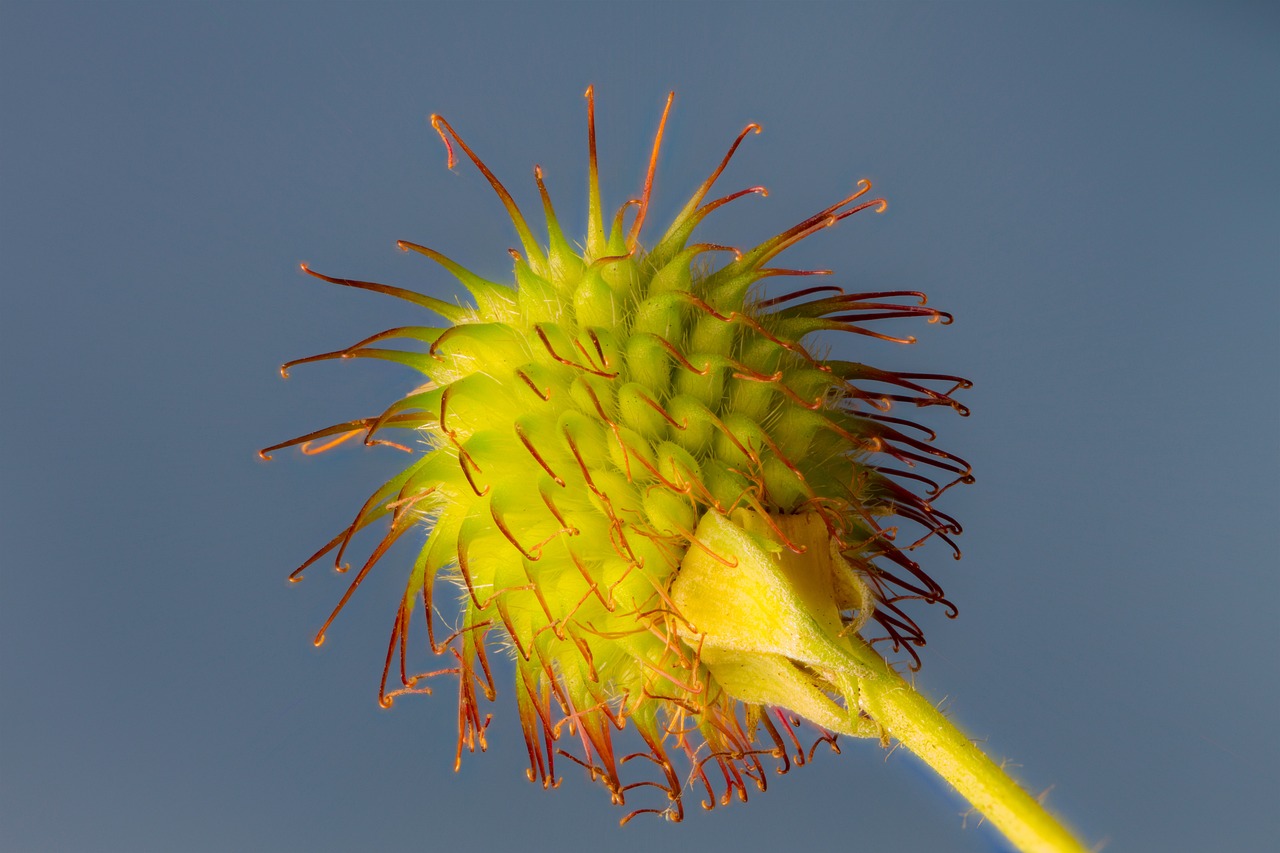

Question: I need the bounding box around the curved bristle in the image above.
[299,263,467,323]
[431,114,549,273]
[626,92,674,251]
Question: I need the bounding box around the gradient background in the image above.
[3,2,1277,851]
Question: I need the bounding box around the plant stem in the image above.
[671,509,1089,851]
[840,638,1089,853]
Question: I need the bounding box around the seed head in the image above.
[264,89,971,822]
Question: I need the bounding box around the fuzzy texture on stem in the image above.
[674,509,1087,851]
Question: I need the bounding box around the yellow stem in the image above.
[840,639,1088,853]
[671,510,1089,852]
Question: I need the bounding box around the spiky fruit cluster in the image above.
[264,89,971,822]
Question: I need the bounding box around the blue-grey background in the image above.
[2,2,1277,851]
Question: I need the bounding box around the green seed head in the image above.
[264,88,971,822]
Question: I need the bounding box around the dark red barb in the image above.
[312,514,415,648]
[258,413,421,460]
[627,92,674,250]
[827,307,953,325]
[835,362,971,415]
[696,186,768,219]
[755,267,834,279]
[279,327,436,377]
[754,285,846,309]
[430,115,544,268]
[515,423,566,486]
[298,263,451,314]
[861,412,938,440]
[334,481,434,576]
[731,180,877,271]
[833,197,888,222]
[533,325,619,378]
[874,466,943,496]
[688,123,761,213]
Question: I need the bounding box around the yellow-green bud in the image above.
[263,88,974,825]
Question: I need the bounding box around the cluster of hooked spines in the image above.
[263,89,972,821]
